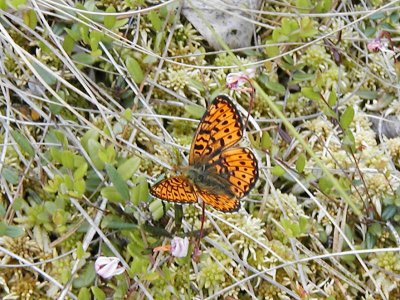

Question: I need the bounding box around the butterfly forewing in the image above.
[150,175,197,203]
[189,95,243,165]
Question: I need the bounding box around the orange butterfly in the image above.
[150,95,258,212]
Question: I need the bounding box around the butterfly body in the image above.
[151,95,258,212]
[184,163,235,198]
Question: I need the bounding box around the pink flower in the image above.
[170,237,189,257]
[95,256,125,279]
[226,68,256,92]
[153,236,189,258]
[367,39,383,52]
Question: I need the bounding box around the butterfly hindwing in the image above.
[189,95,243,165]
[210,147,258,199]
[196,188,240,212]
[150,175,197,203]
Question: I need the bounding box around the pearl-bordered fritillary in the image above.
[150,95,258,212]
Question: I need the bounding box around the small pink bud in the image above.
[367,39,383,52]
[95,256,125,279]
[226,69,256,91]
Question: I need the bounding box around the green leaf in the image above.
[50,148,62,164]
[76,243,85,259]
[299,216,309,233]
[61,150,75,169]
[90,30,102,47]
[264,41,279,57]
[130,176,149,205]
[91,287,106,300]
[342,129,355,153]
[318,176,333,194]
[2,167,19,184]
[126,57,144,84]
[98,145,116,164]
[45,201,57,214]
[365,232,376,249]
[390,11,399,23]
[264,80,285,94]
[73,179,86,197]
[344,224,354,241]
[328,91,337,107]
[117,156,141,180]
[356,90,377,100]
[23,9,37,29]
[292,71,315,82]
[32,62,57,85]
[87,139,105,170]
[74,163,88,180]
[299,17,318,38]
[321,105,336,119]
[364,27,376,38]
[281,218,300,238]
[295,153,306,173]
[141,270,161,281]
[185,104,205,119]
[370,12,385,20]
[368,223,382,236]
[301,87,321,101]
[11,130,34,158]
[79,23,90,44]
[315,0,332,12]
[143,55,158,64]
[47,129,68,148]
[101,186,124,203]
[5,225,24,238]
[12,197,25,211]
[105,164,130,200]
[62,35,75,56]
[341,253,355,263]
[122,108,132,121]
[271,165,285,177]
[78,287,90,300]
[296,0,312,13]
[102,215,137,229]
[261,131,272,151]
[149,199,166,221]
[81,129,99,151]
[114,18,129,30]
[0,0,6,10]
[318,228,328,243]
[0,204,5,218]
[104,6,116,29]
[8,0,26,9]
[130,254,149,274]
[73,262,96,288]
[0,222,24,238]
[340,106,354,130]
[148,10,162,31]
[154,31,165,53]
[72,52,97,65]
[188,78,205,92]
[65,26,81,41]
[382,205,397,221]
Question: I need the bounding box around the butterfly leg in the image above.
[193,201,206,260]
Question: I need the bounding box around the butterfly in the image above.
[150,95,258,212]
